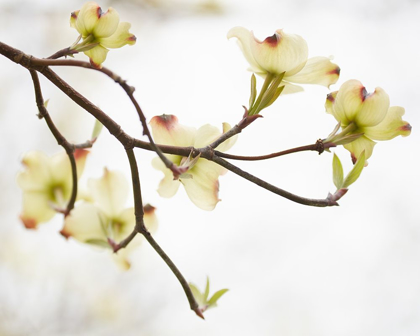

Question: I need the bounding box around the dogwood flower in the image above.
[61,169,158,270]
[325,79,411,162]
[70,2,136,67]
[17,149,88,229]
[150,115,237,211]
[227,27,340,94]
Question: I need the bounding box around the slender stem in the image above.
[248,73,274,115]
[209,155,338,207]
[141,228,203,318]
[30,57,183,176]
[47,47,78,60]
[207,124,242,150]
[215,139,335,161]
[29,70,78,216]
[126,148,201,317]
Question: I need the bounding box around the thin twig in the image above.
[126,148,201,317]
[208,155,338,207]
[215,139,335,161]
[29,70,78,216]
[47,47,79,60]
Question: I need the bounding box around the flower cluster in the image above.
[325,80,411,162]
[17,149,88,229]
[70,2,136,67]
[150,115,237,211]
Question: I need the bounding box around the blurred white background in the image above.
[1,0,419,335]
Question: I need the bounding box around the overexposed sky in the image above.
[1,0,419,335]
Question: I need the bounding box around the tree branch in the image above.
[29,69,78,216]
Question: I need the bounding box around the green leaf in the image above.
[332,153,344,189]
[257,72,285,112]
[91,119,103,140]
[204,277,210,302]
[208,288,229,307]
[44,99,50,108]
[189,283,204,306]
[249,74,257,108]
[265,85,285,108]
[342,150,366,188]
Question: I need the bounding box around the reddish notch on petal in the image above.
[328,66,341,75]
[263,33,280,46]
[20,216,37,229]
[144,204,156,214]
[360,87,368,101]
[152,114,178,130]
[326,93,336,103]
[71,11,78,19]
[96,7,103,18]
[399,123,412,132]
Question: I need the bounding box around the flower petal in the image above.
[20,191,56,228]
[84,45,109,67]
[181,160,224,211]
[249,29,308,76]
[333,79,366,125]
[343,135,376,163]
[70,10,79,29]
[227,27,264,73]
[144,204,158,234]
[88,169,128,217]
[194,124,222,148]
[355,87,390,127]
[325,91,338,115]
[75,2,101,36]
[285,56,340,87]
[151,157,181,198]
[99,22,136,49]
[281,81,304,94]
[364,106,412,141]
[17,151,51,191]
[61,203,107,242]
[150,114,196,147]
[215,123,238,152]
[93,7,120,38]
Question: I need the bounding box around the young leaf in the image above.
[207,288,229,307]
[91,119,103,140]
[204,277,210,302]
[249,73,257,108]
[342,150,366,188]
[332,153,344,189]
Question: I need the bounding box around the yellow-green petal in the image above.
[75,2,100,36]
[100,22,136,49]
[334,79,366,125]
[93,7,119,38]
[150,114,196,147]
[20,191,56,228]
[84,44,109,67]
[364,106,412,141]
[355,87,389,127]
[344,135,376,163]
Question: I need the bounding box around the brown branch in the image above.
[29,70,78,216]
[29,57,186,177]
[125,148,201,317]
[215,139,335,161]
[207,155,338,207]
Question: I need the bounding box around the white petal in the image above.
[227,27,264,73]
[20,191,56,228]
[249,29,308,75]
[151,157,181,198]
[194,124,222,148]
[285,56,340,87]
[88,169,129,217]
[181,160,225,211]
[150,115,196,147]
[61,203,107,242]
[215,123,238,152]
[17,151,51,191]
